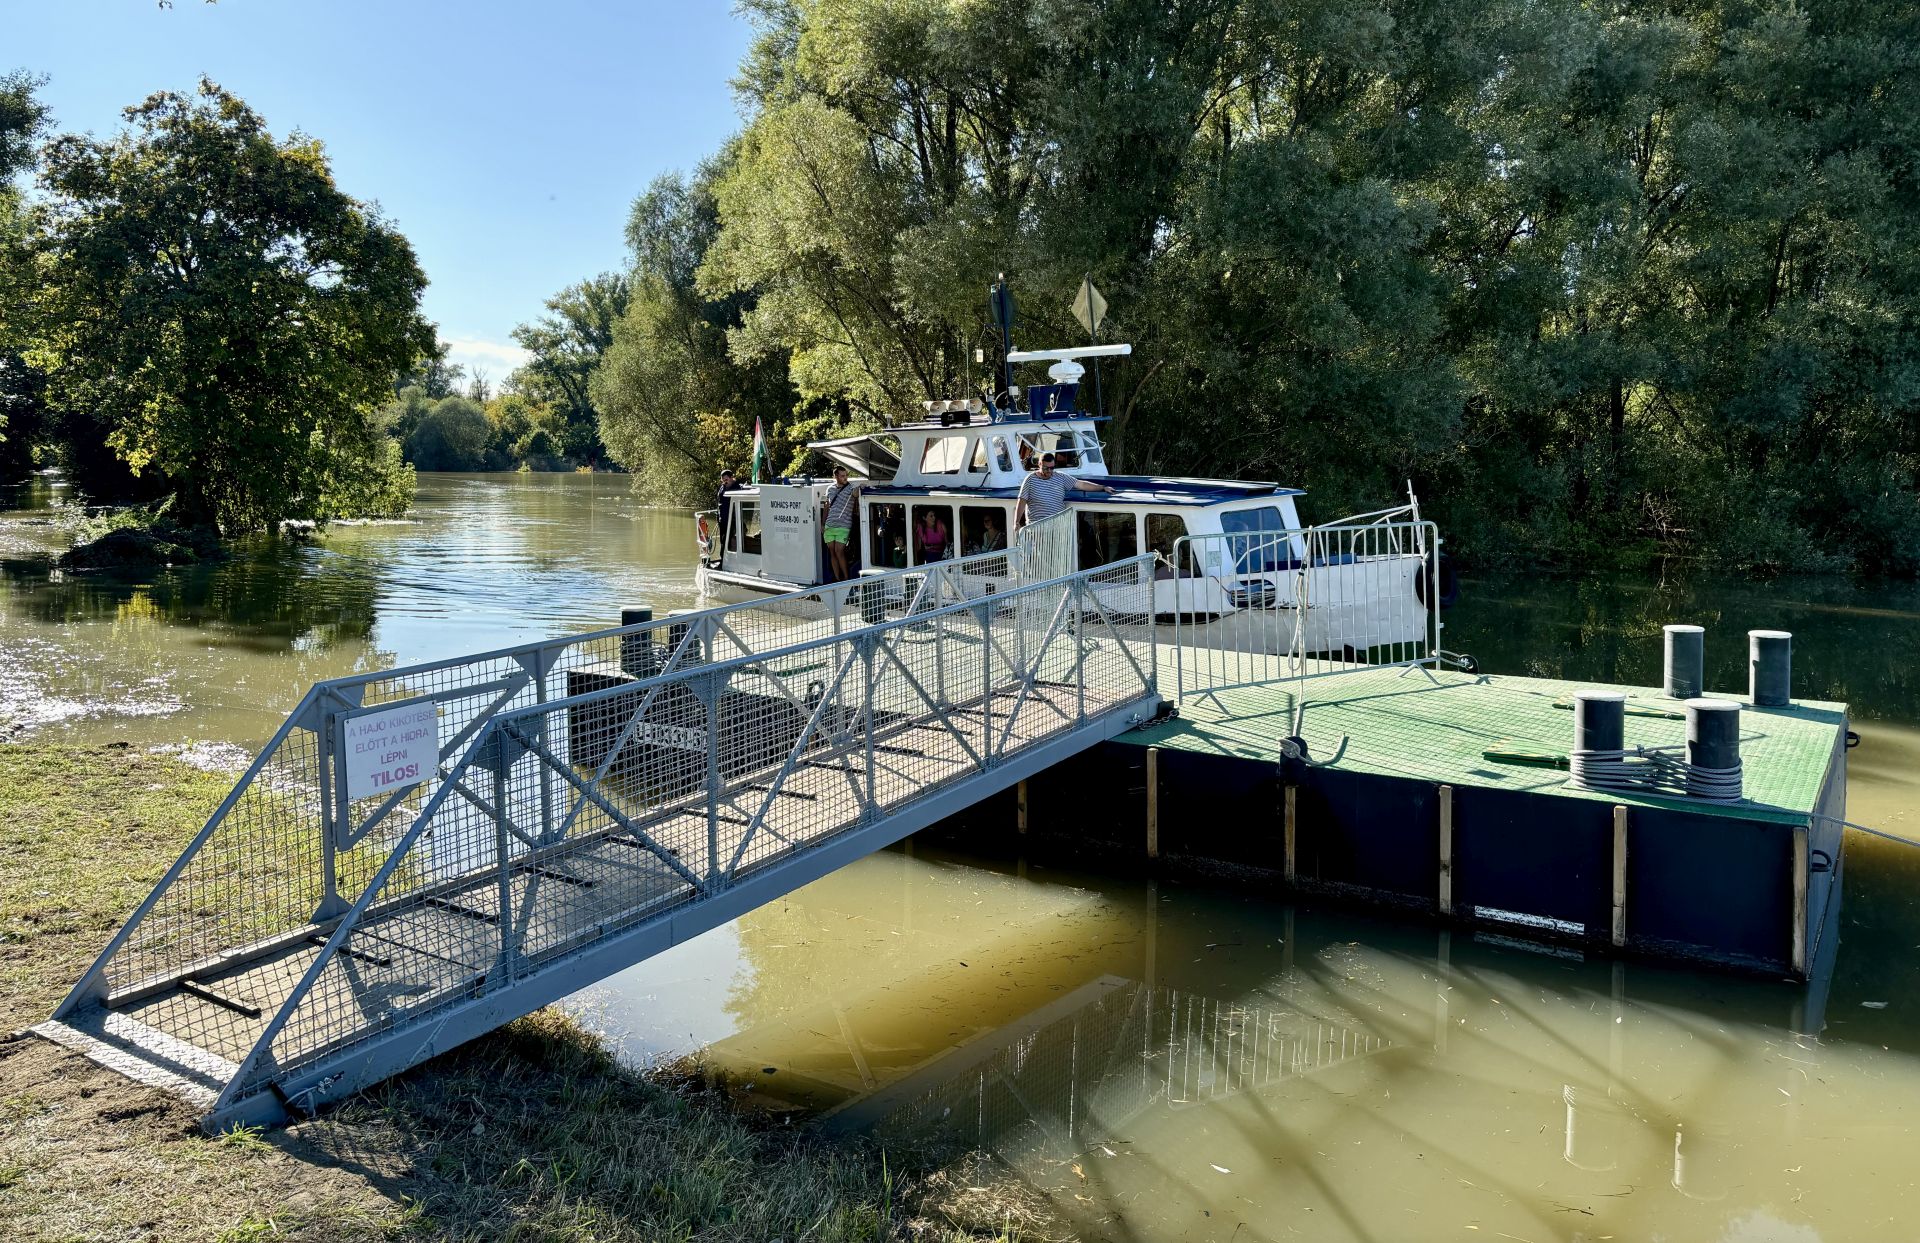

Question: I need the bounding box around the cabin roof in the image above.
[881,413,1112,433]
[860,476,1304,506]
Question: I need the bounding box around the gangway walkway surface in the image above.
[36,533,1162,1128]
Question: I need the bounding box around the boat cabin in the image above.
[702,342,1311,598]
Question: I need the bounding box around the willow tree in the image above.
[511,273,629,465]
[701,0,1056,427]
[583,0,1920,569]
[30,80,434,531]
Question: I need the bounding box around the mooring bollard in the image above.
[1663,625,1704,699]
[1685,699,1742,798]
[620,606,656,678]
[1570,690,1627,790]
[1573,690,1627,753]
[1749,630,1792,707]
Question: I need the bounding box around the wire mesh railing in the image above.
[51,529,1104,1040]
[51,545,1158,1115]
[214,552,1156,1108]
[1171,519,1442,703]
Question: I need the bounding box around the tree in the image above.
[671,0,1920,573]
[0,70,51,482]
[593,164,795,502]
[29,79,435,531]
[511,273,628,465]
[394,331,466,399]
[405,395,491,471]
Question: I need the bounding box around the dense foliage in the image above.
[594,163,799,502]
[511,273,629,466]
[23,80,434,532]
[583,0,1919,573]
[0,70,51,483]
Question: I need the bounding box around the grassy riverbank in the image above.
[0,744,1056,1242]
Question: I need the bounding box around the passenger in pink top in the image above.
[916,509,950,562]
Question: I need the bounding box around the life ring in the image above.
[1414,551,1460,610]
[696,514,713,553]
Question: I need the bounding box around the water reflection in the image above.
[584,848,1914,1242]
[1451,570,1920,725]
[0,473,700,746]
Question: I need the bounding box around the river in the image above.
[5,470,1919,1241]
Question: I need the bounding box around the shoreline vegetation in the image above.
[0,744,1059,1242]
[8,0,1920,581]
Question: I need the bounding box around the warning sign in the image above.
[342,701,440,801]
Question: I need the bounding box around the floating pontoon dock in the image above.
[999,656,1847,980]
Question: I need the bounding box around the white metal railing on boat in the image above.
[1170,518,1443,705]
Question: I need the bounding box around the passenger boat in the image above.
[695,342,1450,659]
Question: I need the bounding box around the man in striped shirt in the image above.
[1014,452,1115,532]
[822,466,863,581]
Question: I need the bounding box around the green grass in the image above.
[0,742,235,1014]
[0,744,1055,1242]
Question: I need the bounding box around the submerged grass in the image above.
[0,743,1059,1242]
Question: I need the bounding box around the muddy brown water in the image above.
[6,471,1919,1241]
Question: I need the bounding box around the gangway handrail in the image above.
[493,556,1154,722]
[202,550,1159,1116]
[51,521,1087,1023]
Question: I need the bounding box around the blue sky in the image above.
[7,0,754,381]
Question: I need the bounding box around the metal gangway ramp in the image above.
[36,537,1161,1128]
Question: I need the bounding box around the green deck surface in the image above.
[1129,653,1847,826]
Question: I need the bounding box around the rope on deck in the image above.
[1569,744,1744,802]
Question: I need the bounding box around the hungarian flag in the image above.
[750,417,769,484]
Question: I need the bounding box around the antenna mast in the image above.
[988,274,1016,406]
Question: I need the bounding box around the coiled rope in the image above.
[1569,744,1745,802]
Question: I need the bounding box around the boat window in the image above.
[1077,509,1138,570]
[1080,430,1105,465]
[991,436,1013,473]
[969,437,990,473]
[868,502,907,569]
[1220,506,1287,533]
[919,435,968,475]
[1220,506,1293,572]
[1016,431,1079,470]
[960,505,1008,556]
[1146,513,1187,560]
[1147,513,1191,579]
[735,502,762,556]
[911,503,955,563]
